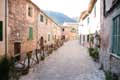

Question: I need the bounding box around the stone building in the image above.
[0,0,61,60]
[79,0,100,47]
[100,0,120,77]
[37,10,61,46]
[51,22,62,42]
[0,0,6,58]
[8,0,40,60]
[62,22,79,41]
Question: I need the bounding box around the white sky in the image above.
[31,0,89,18]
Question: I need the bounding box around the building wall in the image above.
[0,0,5,57]
[8,0,38,57]
[0,0,61,59]
[62,23,79,41]
[52,24,61,41]
[79,0,100,47]
[37,11,61,46]
[100,0,120,74]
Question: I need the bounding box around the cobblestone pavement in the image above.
[20,40,105,80]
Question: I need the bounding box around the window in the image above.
[0,21,3,41]
[103,0,119,17]
[28,27,33,40]
[87,35,89,42]
[28,6,33,17]
[46,18,47,24]
[112,15,120,56]
[80,35,81,43]
[48,34,50,41]
[40,15,44,22]
[71,28,76,33]
[62,28,64,32]
[94,6,96,17]
[87,17,89,25]
[112,0,118,5]
[83,35,85,42]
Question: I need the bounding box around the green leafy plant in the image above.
[41,56,45,61]
[105,71,112,80]
[88,47,99,61]
[0,57,10,80]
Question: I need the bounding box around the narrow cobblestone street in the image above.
[20,40,105,80]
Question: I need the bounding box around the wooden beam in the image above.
[80,0,97,20]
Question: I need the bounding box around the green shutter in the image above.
[0,21,3,41]
[112,15,120,56]
[112,19,114,53]
[114,18,116,54]
[118,17,120,56]
[29,27,33,40]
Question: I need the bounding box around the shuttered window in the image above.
[48,34,50,41]
[28,7,33,17]
[112,15,120,56]
[87,17,89,25]
[29,27,33,40]
[94,6,96,17]
[40,15,44,22]
[0,21,3,41]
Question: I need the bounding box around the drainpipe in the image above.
[5,0,8,57]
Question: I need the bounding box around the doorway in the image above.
[14,42,21,61]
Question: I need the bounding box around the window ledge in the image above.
[110,53,120,60]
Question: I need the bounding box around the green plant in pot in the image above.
[0,57,10,80]
[88,48,99,61]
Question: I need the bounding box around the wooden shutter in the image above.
[29,27,33,40]
[112,15,120,56]
[118,16,120,56]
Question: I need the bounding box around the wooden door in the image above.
[14,42,21,61]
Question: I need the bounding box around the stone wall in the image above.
[8,0,38,57]
[37,11,61,45]
[100,0,120,75]
[0,0,5,57]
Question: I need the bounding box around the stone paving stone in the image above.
[20,40,105,80]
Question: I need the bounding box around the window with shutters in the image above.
[87,35,89,42]
[48,34,50,41]
[40,15,44,22]
[28,6,33,17]
[0,21,3,41]
[94,6,96,17]
[28,27,33,40]
[87,17,89,25]
[111,15,120,56]
[83,35,85,42]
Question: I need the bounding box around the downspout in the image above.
[5,0,8,57]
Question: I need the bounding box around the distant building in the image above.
[61,22,79,41]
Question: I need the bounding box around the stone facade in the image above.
[62,22,79,41]
[37,10,61,46]
[100,0,120,75]
[0,0,6,57]
[6,0,61,59]
[8,0,39,57]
